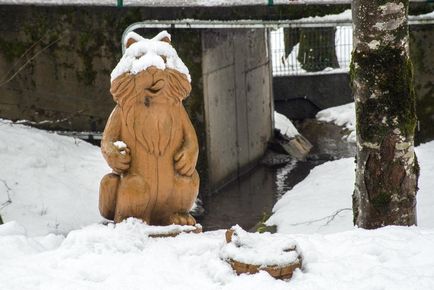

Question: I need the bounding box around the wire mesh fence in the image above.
[270,13,434,76]
[270,25,352,76]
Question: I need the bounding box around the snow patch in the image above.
[112,31,190,83]
[220,225,299,267]
[274,111,299,138]
[113,140,127,154]
[316,102,355,142]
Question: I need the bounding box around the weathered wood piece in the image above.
[271,130,313,160]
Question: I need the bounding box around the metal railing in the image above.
[270,12,434,76]
[121,13,434,75]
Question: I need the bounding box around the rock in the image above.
[299,119,356,160]
[260,151,293,166]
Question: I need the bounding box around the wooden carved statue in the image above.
[99,31,199,226]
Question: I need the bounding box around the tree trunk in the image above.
[351,0,419,229]
[297,27,339,72]
[284,28,300,57]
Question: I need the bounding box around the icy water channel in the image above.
[197,159,324,231]
[196,119,357,231]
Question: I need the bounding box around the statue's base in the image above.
[148,224,202,238]
[100,219,202,238]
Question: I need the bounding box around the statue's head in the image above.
[111,31,191,84]
[110,31,191,106]
[125,31,171,49]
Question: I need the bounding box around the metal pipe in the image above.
[0,0,430,6]
[121,15,434,53]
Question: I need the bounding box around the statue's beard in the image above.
[121,96,178,157]
[111,68,191,157]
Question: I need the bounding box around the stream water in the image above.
[197,159,324,231]
[197,119,357,231]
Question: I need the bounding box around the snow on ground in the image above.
[1,118,434,289]
[220,225,299,267]
[266,157,354,234]
[274,111,299,138]
[0,119,109,236]
[316,102,356,142]
[266,140,434,234]
[1,219,434,290]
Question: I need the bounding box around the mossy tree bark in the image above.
[351,0,419,228]
[297,27,339,72]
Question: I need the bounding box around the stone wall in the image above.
[0,6,209,191]
[0,7,205,133]
[273,73,353,120]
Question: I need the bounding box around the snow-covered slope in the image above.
[1,118,434,289]
[266,140,434,234]
[316,102,355,131]
[0,120,109,236]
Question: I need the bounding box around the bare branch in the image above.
[288,208,352,227]
[0,37,60,88]
[0,179,13,210]
[0,32,49,84]
[15,110,85,127]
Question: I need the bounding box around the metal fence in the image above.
[270,25,352,76]
[270,13,434,76]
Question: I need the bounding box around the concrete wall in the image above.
[202,29,273,192]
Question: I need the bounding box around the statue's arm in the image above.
[174,105,199,177]
[101,106,131,174]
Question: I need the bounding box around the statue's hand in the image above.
[105,142,131,174]
[174,146,198,177]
